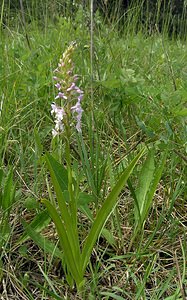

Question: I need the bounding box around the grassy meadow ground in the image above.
[0,4,187,300]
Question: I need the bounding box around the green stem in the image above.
[65,122,77,228]
[64,120,82,275]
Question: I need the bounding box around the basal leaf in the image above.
[45,153,68,191]
[135,150,155,225]
[21,219,64,260]
[17,209,51,245]
[81,148,145,272]
[142,151,167,222]
[41,199,83,286]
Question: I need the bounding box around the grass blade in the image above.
[81,148,145,272]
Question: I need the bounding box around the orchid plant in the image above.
[41,42,145,292]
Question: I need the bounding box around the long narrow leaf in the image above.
[135,150,155,224]
[41,199,83,285]
[46,153,68,191]
[21,219,64,260]
[142,150,167,222]
[45,153,80,258]
[81,148,145,272]
[80,202,116,246]
[17,210,51,245]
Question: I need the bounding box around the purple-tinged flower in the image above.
[51,42,84,136]
[55,92,67,100]
[55,83,61,90]
[67,83,76,92]
[78,94,84,102]
[74,87,83,94]
[73,75,79,82]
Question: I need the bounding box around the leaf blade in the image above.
[81,148,145,272]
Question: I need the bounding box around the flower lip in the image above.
[55,83,61,90]
[67,82,76,92]
[75,87,83,94]
[78,94,84,102]
[55,92,68,100]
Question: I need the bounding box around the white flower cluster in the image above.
[51,43,84,137]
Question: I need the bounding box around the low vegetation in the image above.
[0,1,186,299]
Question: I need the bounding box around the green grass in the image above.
[0,2,187,299]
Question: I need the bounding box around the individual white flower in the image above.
[51,102,65,136]
[71,100,84,133]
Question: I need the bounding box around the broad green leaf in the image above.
[45,153,80,257]
[135,150,155,225]
[21,219,64,260]
[80,203,116,246]
[164,294,181,300]
[127,179,141,222]
[46,153,68,191]
[135,116,155,138]
[142,151,167,222]
[17,210,51,245]
[81,148,145,272]
[41,199,83,287]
